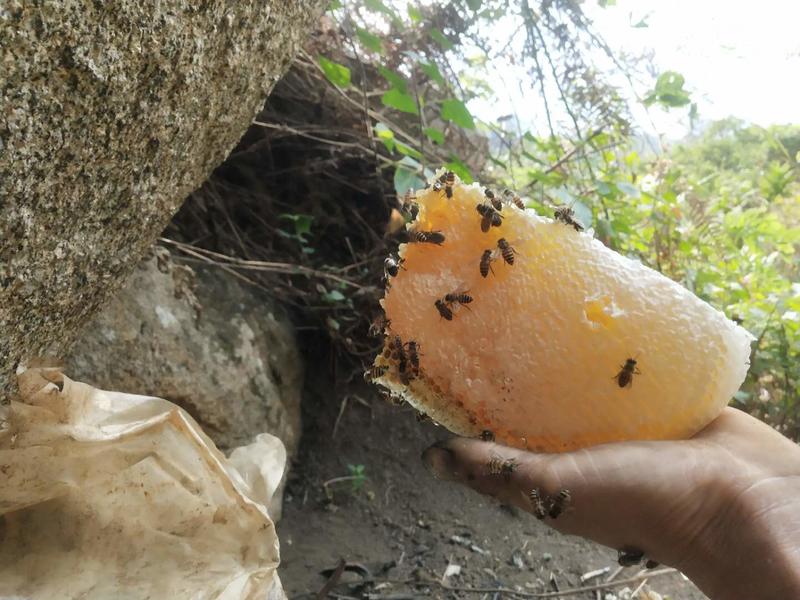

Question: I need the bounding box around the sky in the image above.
[583,0,800,138]
[461,0,800,140]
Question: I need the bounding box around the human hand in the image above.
[422,408,800,600]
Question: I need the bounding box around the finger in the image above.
[422,436,703,564]
[422,437,556,507]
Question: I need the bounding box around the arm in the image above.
[422,408,800,600]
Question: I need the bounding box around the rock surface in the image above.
[65,248,303,456]
[0,0,324,398]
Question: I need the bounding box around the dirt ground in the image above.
[277,347,708,600]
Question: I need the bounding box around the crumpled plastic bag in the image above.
[0,367,287,600]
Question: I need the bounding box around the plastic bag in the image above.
[0,367,287,600]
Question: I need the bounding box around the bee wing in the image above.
[505,239,523,255]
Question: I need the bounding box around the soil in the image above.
[277,346,708,600]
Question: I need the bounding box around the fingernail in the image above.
[422,443,459,481]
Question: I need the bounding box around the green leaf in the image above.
[419,61,446,86]
[381,88,418,114]
[364,0,396,19]
[328,0,342,9]
[423,127,445,145]
[624,151,640,167]
[521,149,545,164]
[595,218,615,241]
[446,155,473,183]
[487,155,507,169]
[322,289,346,303]
[644,71,691,108]
[466,0,482,10]
[279,213,314,239]
[394,157,424,196]
[374,122,395,152]
[429,28,454,50]
[527,169,564,187]
[441,98,475,129]
[407,5,422,21]
[318,56,350,88]
[616,182,641,198]
[378,66,407,93]
[596,181,613,196]
[356,28,383,54]
[396,141,423,160]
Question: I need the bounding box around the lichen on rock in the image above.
[0,0,325,399]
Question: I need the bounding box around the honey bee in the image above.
[368,315,389,337]
[479,249,497,278]
[476,203,492,218]
[363,365,388,382]
[434,298,454,321]
[401,190,419,219]
[548,489,571,519]
[404,340,421,374]
[528,488,548,520]
[397,355,410,383]
[389,335,406,360]
[617,548,644,567]
[384,255,404,278]
[615,358,641,388]
[488,454,518,478]
[409,229,445,245]
[497,238,517,265]
[476,203,503,232]
[484,188,502,210]
[553,205,584,232]
[444,291,473,306]
[379,390,405,406]
[480,430,495,442]
[444,170,455,199]
[503,188,525,210]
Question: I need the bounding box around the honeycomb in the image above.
[370,172,753,452]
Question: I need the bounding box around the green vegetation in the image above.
[322,464,369,501]
[313,1,799,434]
[346,463,368,492]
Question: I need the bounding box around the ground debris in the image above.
[449,534,489,555]
[581,566,612,583]
[279,379,708,600]
[509,550,526,570]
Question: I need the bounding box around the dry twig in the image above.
[161,238,369,290]
[435,567,677,598]
[317,559,347,600]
